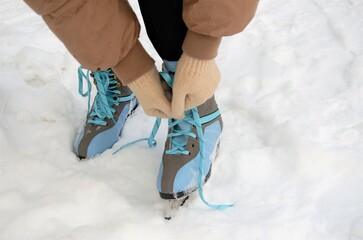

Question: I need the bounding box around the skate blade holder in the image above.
[164,195,191,220]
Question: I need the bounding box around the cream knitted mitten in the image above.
[128,67,172,118]
[172,53,221,119]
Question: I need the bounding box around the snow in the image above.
[1,0,363,239]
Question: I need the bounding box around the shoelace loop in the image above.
[77,67,92,111]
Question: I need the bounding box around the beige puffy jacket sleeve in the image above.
[24,0,155,85]
[182,0,259,60]
[24,0,259,84]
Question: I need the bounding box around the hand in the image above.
[172,53,221,119]
[128,67,172,118]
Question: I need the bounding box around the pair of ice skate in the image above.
[75,64,231,219]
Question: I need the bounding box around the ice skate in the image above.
[74,67,138,159]
[155,66,224,218]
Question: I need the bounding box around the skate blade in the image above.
[164,196,189,220]
[163,193,199,220]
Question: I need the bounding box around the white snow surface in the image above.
[1,0,363,239]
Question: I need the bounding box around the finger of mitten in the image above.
[171,90,187,119]
[145,108,171,119]
[143,96,171,118]
[157,94,173,116]
[184,94,207,110]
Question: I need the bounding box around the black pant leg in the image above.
[138,0,187,61]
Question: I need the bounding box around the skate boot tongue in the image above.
[165,110,197,155]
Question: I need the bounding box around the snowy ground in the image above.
[1,0,363,240]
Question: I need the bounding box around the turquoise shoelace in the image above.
[113,71,232,210]
[165,112,196,155]
[78,66,134,126]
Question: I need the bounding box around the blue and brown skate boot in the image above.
[157,96,222,196]
[155,68,231,219]
[74,67,138,159]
